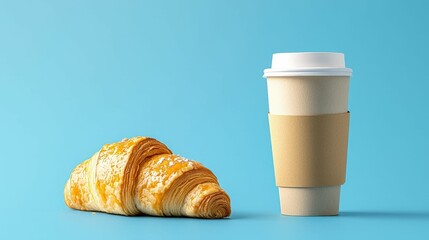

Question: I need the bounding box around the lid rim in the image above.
[265,67,352,72]
[263,73,352,77]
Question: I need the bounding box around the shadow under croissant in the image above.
[82,210,232,220]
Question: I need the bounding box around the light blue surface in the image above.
[1,0,428,239]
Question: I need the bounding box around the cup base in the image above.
[279,186,340,216]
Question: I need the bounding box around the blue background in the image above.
[1,0,428,239]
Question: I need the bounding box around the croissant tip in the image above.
[197,191,231,219]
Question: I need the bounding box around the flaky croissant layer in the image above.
[64,137,231,219]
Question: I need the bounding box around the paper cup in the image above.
[264,52,352,216]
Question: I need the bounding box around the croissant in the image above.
[64,137,231,219]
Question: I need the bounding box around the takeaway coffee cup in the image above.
[264,52,352,216]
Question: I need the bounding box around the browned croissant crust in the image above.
[64,137,230,218]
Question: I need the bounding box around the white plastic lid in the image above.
[263,52,352,77]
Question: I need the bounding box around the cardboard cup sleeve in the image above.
[268,112,350,187]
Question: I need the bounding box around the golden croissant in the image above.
[64,137,231,218]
